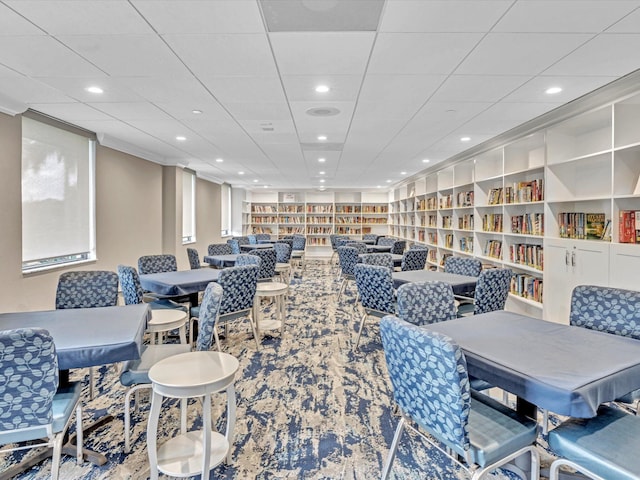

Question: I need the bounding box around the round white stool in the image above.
[253,281,288,337]
[147,309,188,344]
[274,262,291,285]
[147,351,239,480]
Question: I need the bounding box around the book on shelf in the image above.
[619,210,636,243]
[585,213,606,240]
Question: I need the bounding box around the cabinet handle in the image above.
[565,250,569,266]
[571,251,576,267]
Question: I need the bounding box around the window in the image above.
[221,183,231,236]
[21,113,96,272]
[182,169,196,244]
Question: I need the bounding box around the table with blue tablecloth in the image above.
[392,270,477,295]
[139,269,221,299]
[204,254,238,268]
[240,243,274,251]
[423,311,640,418]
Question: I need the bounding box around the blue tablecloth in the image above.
[359,253,403,267]
[0,304,150,370]
[392,270,477,294]
[204,254,238,268]
[423,311,640,418]
[240,243,274,251]
[139,269,221,296]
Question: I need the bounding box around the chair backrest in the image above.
[410,243,428,250]
[186,248,200,270]
[218,265,259,317]
[250,248,276,280]
[380,316,470,458]
[208,243,233,256]
[473,268,512,315]
[55,271,119,309]
[236,254,261,268]
[401,248,428,271]
[346,242,368,254]
[570,285,640,340]
[362,233,379,242]
[255,233,271,242]
[277,238,294,251]
[391,240,406,255]
[337,246,359,276]
[274,242,291,263]
[360,253,393,270]
[117,265,143,305]
[195,283,224,352]
[377,237,396,247]
[354,264,396,315]
[444,256,482,277]
[292,235,306,251]
[234,236,250,246]
[248,234,257,244]
[227,239,241,254]
[0,328,58,431]
[397,281,457,326]
[138,254,177,275]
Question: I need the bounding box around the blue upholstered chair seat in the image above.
[467,392,538,467]
[616,388,640,404]
[548,405,640,480]
[149,298,187,311]
[0,382,82,445]
[119,344,191,387]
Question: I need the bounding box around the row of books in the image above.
[458,214,474,230]
[306,216,333,224]
[335,216,362,224]
[251,227,273,234]
[482,214,503,232]
[509,244,543,271]
[306,226,332,234]
[442,215,453,229]
[362,205,388,213]
[251,205,278,213]
[251,216,278,224]
[511,274,543,303]
[504,179,544,203]
[619,210,640,243]
[279,227,305,235]
[557,212,608,240]
[444,234,454,249]
[417,197,437,210]
[459,237,473,253]
[439,195,453,209]
[335,206,361,213]
[511,213,544,236]
[457,191,474,207]
[484,240,502,259]
[279,216,304,224]
[279,205,304,213]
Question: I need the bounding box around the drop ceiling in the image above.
[1,0,639,191]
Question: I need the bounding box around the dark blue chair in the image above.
[353,263,395,350]
[138,254,177,275]
[400,248,428,271]
[444,256,482,276]
[337,246,359,302]
[379,316,539,480]
[360,253,394,270]
[250,248,277,282]
[208,243,233,256]
[457,268,513,316]
[396,281,456,326]
[186,247,201,269]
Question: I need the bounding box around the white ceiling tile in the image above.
[28,102,114,122]
[456,33,593,75]
[89,102,175,121]
[201,76,287,104]
[368,33,483,74]
[0,76,74,104]
[607,7,640,32]
[358,74,446,104]
[290,101,355,133]
[0,3,43,34]
[543,34,640,76]
[430,75,531,103]
[352,101,421,121]
[269,32,375,75]
[460,102,563,136]
[239,118,296,134]
[164,34,278,76]
[0,36,104,77]
[36,77,144,103]
[132,0,264,34]
[381,1,512,32]
[157,99,235,122]
[116,76,215,104]
[502,75,619,103]
[494,1,639,33]
[223,102,292,121]
[6,1,152,35]
[280,74,363,102]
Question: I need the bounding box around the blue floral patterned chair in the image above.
[248,234,257,244]
[255,233,272,243]
[548,404,640,480]
[346,242,368,254]
[457,268,513,317]
[360,253,394,270]
[444,256,482,276]
[138,254,178,275]
[376,236,396,248]
[249,248,277,281]
[209,243,233,256]
[400,248,428,271]
[362,233,380,244]
[353,264,396,350]
[227,239,241,254]
[119,282,223,453]
[379,316,540,480]
[391,240,406,255]
[0,328,83,480]
[117,265,185,311]
[290,235,306,274]
[274,242,292,284]
[56,270,119,399]
[337,246,359,302]
[397,281,457,326]
[236,253,261,268]
[570,285,640,411]
[186,247,201,269]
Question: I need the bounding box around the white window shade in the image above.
[22,116,96,270]
[182,169,196,243]
[221,183,231,236]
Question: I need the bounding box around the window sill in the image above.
[22,257,97,276]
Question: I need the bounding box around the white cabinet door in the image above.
[544,239,609,324]
[610,243,640,291]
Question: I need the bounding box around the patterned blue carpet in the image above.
[1,261,550,479]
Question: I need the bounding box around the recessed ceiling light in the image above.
[319,179,325,183]
[460,136,471,142]
[192,109,202,114]
[238,171,245,175]
[317,135,327,141]
[253,179,259,183]
[376,185,382,188]
[545,86,563,95]
[319,171,325,175]
[318,158,326,163]
[263,185,268,189]
[215,158,223,163]
[85,86,103,94]
[176,136,186,141]
[401,171,407,175]
[422,159,430,163]
[315,85,330,93]
[386,180,392,183]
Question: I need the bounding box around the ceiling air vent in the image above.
[300,142,344,152]
[306,107,340,117]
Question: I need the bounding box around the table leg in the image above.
[225,385,236,465]
[202,393,212,476]
[516,397,537,421]
[147,391,162,480]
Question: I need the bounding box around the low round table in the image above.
[147,351,239,480]
[147,309,188,344]
[253,281,288,336]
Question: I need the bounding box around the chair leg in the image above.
[213,325,222,351]
[124,384,151,453]
[381,417,406,480]
[354,312,368,351]
[89,367,95,400]
[75,403,83,464]
[337,278,346,302]
[248,311,261,350]
[51,433,64,480]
